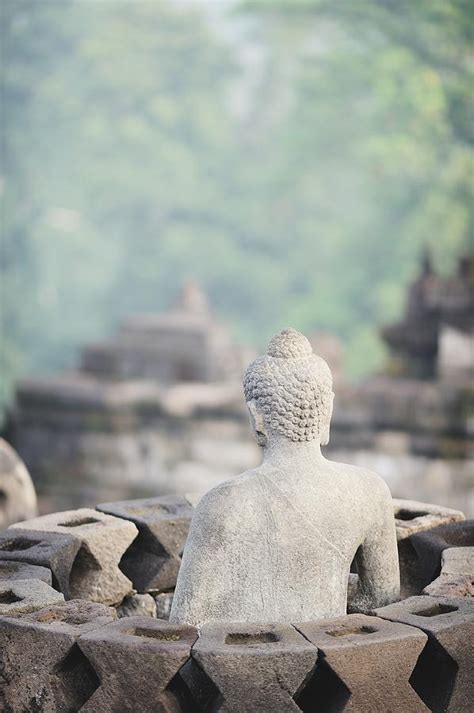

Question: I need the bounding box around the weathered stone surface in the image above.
[0,437,37,529]
[0,528,80,597]
[0,559,52,585]
[423,545,474,598]
[393,499,466,598]
[0,578,64,615]
[188,622,317,713]
[393,498,465,541]
[97,495,192,593]
[296,613,429,712]
[424,573,474,598]
[11,508,138,604]
[172,329,400,626]
[375,595,474,713]
[410,519,474,589]
[441,546,474,575]
[117,593,156,618]
[0,599,116,712]
[78,616,198,712]
[155,592,174,620]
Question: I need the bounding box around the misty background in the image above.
[2,0,473,421]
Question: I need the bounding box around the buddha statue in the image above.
[170,328,400,625]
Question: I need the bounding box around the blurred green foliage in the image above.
[1,0,473,416]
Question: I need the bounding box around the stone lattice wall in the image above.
[0,497,473,711]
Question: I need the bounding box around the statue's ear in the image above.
[247,399,268,447]
[320,391,334,446]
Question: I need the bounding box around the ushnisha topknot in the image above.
[267,327,313,359]
[243,328,333,443]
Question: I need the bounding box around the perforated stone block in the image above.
[11,508,138,604]
[0,559,52,585]
[187,622,318,713]
[375,595,474,712]
[0,599,116,712]
[296,613,429,712]
[393,500,465,599]
[423,545,474,598]
[0,578,64,616]
[0,528,80,597]
[411,520,474,587]
[77,616,198,712]
[393,499,465,542]
[97,495,193,593]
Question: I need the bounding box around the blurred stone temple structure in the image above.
[6,282,258,511]
[5,255,474,516]
[329,253,474,515]
[382,251,473,381]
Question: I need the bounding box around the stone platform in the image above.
[0,497,472,711]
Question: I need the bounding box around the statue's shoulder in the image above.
[193,468,262,517]
[326,458,392,501]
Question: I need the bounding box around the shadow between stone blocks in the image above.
[375,595,474,713]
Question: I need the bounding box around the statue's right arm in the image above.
[169,485,238,626]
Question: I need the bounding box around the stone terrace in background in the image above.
[6,283,259,511]
[5,259,474,514]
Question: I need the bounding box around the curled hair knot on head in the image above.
[243,328,333,444]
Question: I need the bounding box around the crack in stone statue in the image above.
[171,328,400,626]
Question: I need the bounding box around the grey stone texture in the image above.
[11,508,138,604]
[171,329,400,626]
[393,499,465,598]
[0,578,64,615]
[296,613,429,712]
[375,595,474,713]
[423,545,474,598]
[117,592,157,618]
[0,559,52,585]
[393,498,465,541]
[410,519,474,590]
[0,599,116,712]
[97,495,193,593]
[0,527,80,597]
[0,437,37,530]
[187,622,317,713]
[77,616,198,712]
[0,438,37,530]
[423,572,474,598]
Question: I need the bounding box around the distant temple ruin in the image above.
[7,283,256,510]
[5,258,473,514]
[382,253,473,380]
[81,281,246,384]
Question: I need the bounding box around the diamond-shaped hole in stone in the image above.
[0,590,22,604]
[54,644,101,709]
[413,603,458,617]
[168,658,223,713]
[409,637,458,713]
[128,626,182,641]
[294,658,351,712]
[326,625,377,637]
[225,631,280,645]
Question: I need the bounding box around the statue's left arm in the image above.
[349,486,400,612]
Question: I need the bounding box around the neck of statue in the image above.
[261,433,325,468]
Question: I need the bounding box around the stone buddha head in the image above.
[243,328,334,448]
